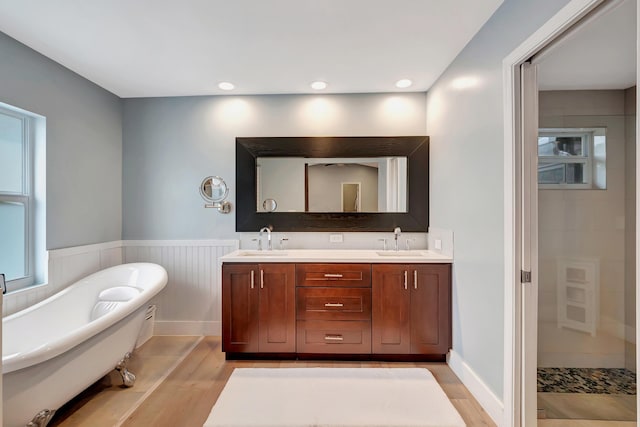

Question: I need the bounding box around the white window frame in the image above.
[0,106,35,291]
[538,128,600,190]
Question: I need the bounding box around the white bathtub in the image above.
[2,262,168,427]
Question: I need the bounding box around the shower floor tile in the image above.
[538,368,636,394]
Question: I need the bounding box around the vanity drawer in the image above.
[296,264,371,287]
[296,320,371,354]
[297,287,371,321]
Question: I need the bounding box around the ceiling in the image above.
[0,0,503,98]
[538,0,636,91]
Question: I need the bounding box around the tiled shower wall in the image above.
[538,89,635,368]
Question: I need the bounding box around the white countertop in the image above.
[220,249,453,263]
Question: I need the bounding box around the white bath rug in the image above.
[203,367,466,427]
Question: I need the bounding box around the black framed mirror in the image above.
[236,136,429,232]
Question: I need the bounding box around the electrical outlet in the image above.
[329,233,343,243]
[434,239,442,250]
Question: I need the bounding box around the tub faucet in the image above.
[260,225,273,251]
[393,227,401,251]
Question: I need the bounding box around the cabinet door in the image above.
[410,264,451,355]
[222,264,259,353]
[372,264,411,354]
[258,263,296,352]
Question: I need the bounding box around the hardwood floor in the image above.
[55,336,496,427]
[538,392,636,421]
[538,421,637,427]
[50,336,202,427]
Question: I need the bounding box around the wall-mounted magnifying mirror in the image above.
[200,176,232,213]
[263,198,278,212]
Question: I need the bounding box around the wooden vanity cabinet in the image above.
[222,261,451,359]
[296,264,372,354]
[372,264,451,356]
[222,263,296,354]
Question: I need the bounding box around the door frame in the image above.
[500,0,637,425]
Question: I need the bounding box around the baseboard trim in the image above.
[447,349,503,425]
[154,321,221,336]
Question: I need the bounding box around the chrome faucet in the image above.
[259,225,273,251]
[393,227,401,251]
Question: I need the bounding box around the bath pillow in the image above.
[91,301,123,320]
[90,286,142,321]
[98,286,141,302]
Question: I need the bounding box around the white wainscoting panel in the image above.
[123,240,239,336]
[3,241,124,317]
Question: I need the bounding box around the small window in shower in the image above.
[538,128,606,189]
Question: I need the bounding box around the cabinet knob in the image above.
[324,273,343,278]
[324,335,344,341]
[404,271,408,290]
[250,270,254,289]
[414,270,418,289]
[324,303,344,307]
[260,270,264,289]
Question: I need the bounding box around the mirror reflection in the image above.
[200,176,229,202]
[263,198,278,212]
[256,157,407,213]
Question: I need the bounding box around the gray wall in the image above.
[122,93,427,239]
[0,32,122,249]
[426,0,571,397]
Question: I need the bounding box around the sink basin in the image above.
[376,251,426,257]
[238,250,289,257]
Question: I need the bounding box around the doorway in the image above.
[341,182,361,212]
[503,0,639,425]
[535,93,636,420]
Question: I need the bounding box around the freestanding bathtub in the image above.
[2,262,168,427]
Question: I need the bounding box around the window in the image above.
[538,128,606,189]
[0,107,34,288]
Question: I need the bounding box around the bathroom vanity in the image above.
[221,250,452,361]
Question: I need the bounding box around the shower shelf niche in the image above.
[556,257,599,337]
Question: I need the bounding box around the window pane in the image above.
[593,135,607,189]
[565,163,586,184]
[0,201,26,280]
[538,162,588,185]
[538,163,565,184]
[0,113,24,193]
[538,136,584,157]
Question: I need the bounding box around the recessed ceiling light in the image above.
[395,79,413,89]
[218,82,235,91]
[311,81,328,90]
